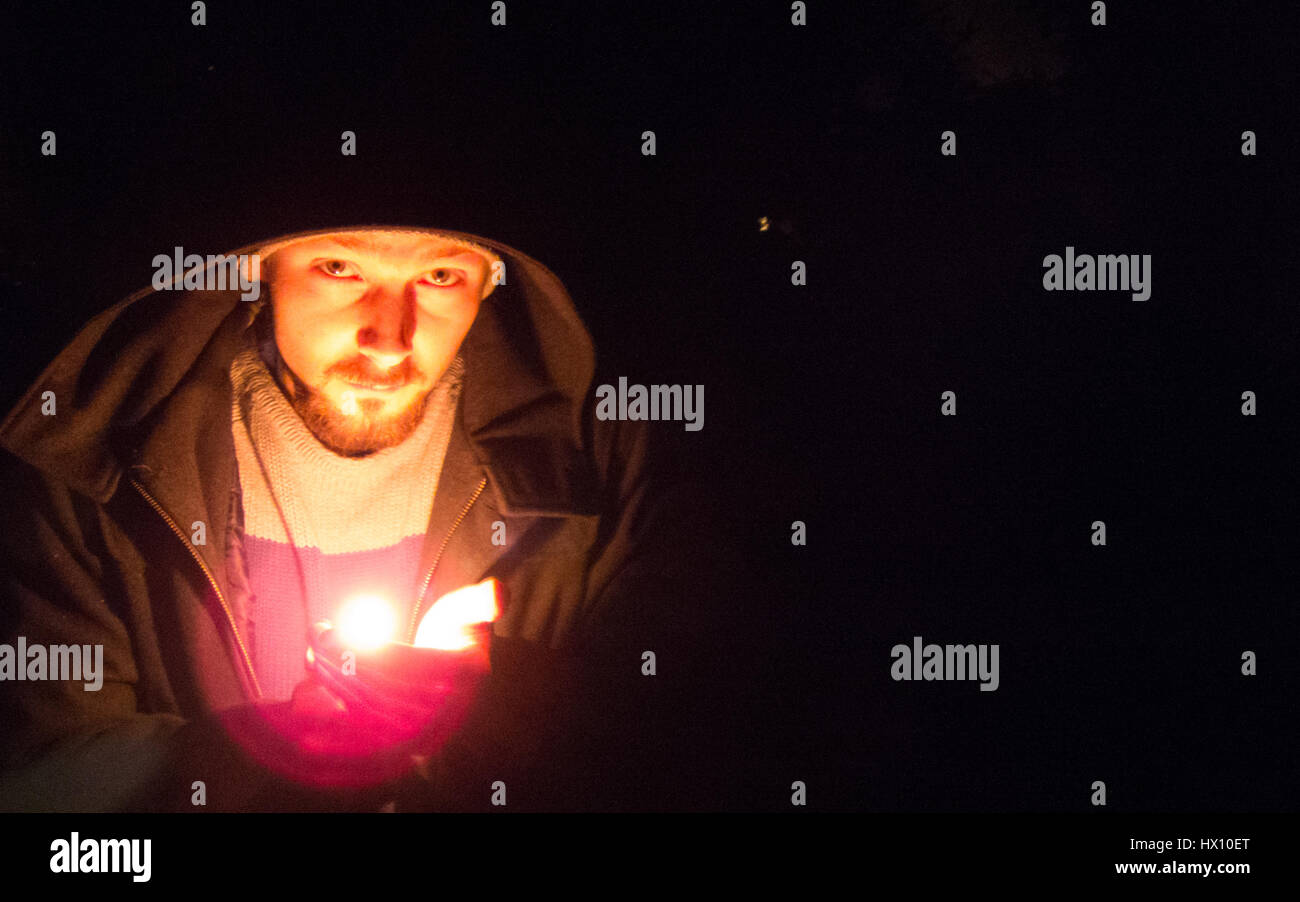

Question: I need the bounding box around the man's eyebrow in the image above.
[321,234,481,261]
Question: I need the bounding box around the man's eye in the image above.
[423,268,464,287]
[317,260,359,278]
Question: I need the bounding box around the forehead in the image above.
[265,230,495,266]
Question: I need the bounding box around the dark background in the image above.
[2,0,1296,810]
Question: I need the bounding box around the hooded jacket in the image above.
[0,226,719,811]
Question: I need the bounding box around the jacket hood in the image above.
[0,225,600,516]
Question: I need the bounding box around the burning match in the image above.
[322,577,503,656]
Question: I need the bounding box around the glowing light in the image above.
[336,594,398,651]
[413,579,502,651]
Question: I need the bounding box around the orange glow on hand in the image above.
[413,579,502,650]
[336,594,398,651]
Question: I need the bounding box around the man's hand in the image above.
[304,622,492,744]
[197,580,502,800]
[281,579,503,784]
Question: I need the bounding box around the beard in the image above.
[271,351,433,458]
[253,306,435,457]
[290,378,431,457]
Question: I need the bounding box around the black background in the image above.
[2,0,1297,812]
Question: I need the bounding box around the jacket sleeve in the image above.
[581,405,727,660]
[561,413,739,808]
[407,414,738,811]
[0,454,192,811]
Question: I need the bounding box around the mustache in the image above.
[328,357,423,388]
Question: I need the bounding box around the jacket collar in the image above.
[0,226,601,523]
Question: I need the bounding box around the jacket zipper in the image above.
[130,478,264,699]
[405,477,488,643]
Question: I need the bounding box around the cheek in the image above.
[416,301,480,356]
[275,310,354,379]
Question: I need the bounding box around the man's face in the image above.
[262,231,494,457]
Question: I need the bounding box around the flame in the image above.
[413,579,501,650]
[335,594,398,651]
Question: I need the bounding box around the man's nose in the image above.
[356,288,415,369]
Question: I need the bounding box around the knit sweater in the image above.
[229,345,464,700]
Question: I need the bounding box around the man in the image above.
[0,226,721,811]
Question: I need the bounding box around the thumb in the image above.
[290,679,348,720]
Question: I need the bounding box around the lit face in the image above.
[262,231,494,456]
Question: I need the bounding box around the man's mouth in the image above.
[343,379,407,393]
